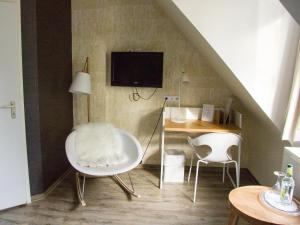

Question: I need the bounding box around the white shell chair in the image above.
[65,128,143,206]
[187,133,242,203]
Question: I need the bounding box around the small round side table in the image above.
[228,186,300,225]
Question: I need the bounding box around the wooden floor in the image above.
[0,168,256,225]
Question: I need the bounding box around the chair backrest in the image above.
[188,133,241,162]
[65,127,143,176]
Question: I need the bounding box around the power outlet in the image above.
[164,96,179,101]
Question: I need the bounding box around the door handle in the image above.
[0,101,16,119]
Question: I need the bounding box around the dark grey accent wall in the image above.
[21,0,44,195]
[21,0,73,195]
[280,0,300,25]
[36,0,73,190]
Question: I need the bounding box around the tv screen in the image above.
[111,52,163,88]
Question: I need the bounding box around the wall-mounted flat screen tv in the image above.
[111,52,163,88]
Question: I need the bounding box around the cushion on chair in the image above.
[75,122,128,168]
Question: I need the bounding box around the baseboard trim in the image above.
[137,164,160,170]
[244,168,260,185]
[31,168,72,202]
[138,163,245,171]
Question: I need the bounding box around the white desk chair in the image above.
[187,133,242,203]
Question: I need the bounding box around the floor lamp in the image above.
[69,57,92,122]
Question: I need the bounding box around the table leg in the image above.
[159,127,165,189]
[228,209,239,225]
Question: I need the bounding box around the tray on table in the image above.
[259,190,300,216]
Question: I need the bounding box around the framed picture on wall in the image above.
[201,104,214,122]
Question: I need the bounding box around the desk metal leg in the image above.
[237,143,241,187]
[159,128,165,189]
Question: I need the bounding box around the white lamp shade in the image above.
[181,73,190,83]
[69,72,91,95]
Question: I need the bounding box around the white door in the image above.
[0,0,31,210]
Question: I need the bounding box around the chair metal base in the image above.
[188,157,240,203]
[113,175,141,198]
[75,172,140,206]
[76,172,86,206]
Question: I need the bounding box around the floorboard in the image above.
[0,168,256,225]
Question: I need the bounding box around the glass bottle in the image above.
[280,164,295,205]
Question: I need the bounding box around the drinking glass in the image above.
[272,171,286,192]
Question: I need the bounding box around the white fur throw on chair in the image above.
[75,123,128,167]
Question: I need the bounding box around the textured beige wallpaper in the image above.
[71,0,234,164]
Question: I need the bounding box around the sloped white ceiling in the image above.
[156,0,300,131]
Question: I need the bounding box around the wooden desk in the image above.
[228,186,300,225]
[165,119,241,133]
[159,107,242,189]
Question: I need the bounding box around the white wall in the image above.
[171,0,300,130]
